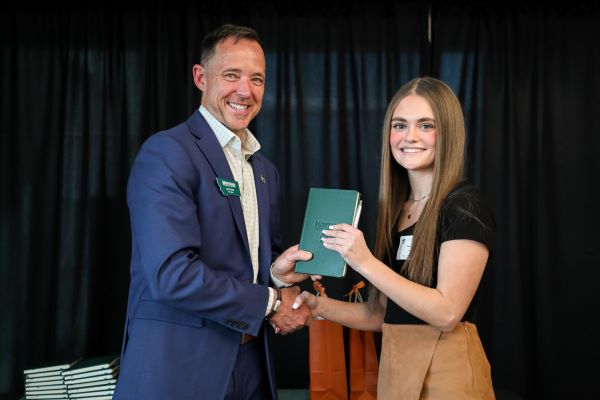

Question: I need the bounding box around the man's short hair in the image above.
[200,24,261,65]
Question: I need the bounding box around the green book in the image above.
[295,188,362,277]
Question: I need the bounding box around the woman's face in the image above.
[389,94,437,172]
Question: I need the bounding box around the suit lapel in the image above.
[187,112,250,255]
[251,156,271,284]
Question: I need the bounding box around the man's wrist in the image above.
[270,263,292,288]
[267,287,282,318]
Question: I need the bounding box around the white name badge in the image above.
[396,235,413,260]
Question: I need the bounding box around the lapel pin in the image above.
[260,174,266,183]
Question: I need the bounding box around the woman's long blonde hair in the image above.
[372,77,465,298]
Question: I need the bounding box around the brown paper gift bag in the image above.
[346,282,378,400]
[309,281,348,400]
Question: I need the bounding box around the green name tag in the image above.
[216,177,241,197]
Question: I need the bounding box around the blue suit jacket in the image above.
[113,111,283,400]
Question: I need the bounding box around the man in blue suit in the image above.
[113,24,313,400]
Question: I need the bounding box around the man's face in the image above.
[193,37,266,137]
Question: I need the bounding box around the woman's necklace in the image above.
[406,193,430,219]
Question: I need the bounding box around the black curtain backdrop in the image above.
[1,1,599,399]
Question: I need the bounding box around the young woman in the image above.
[294,77,496,399]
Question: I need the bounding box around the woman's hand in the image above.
[321,223,376,274]
[292,291,322,318]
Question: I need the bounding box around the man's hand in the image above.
[271,244,320,285]
[268,285,310,335]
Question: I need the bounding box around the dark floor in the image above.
[1,388,523,400]
[278,388,523,400]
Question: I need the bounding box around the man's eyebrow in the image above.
[221,68,265,78]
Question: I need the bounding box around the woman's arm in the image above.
[322,223,489,332]
[295,290,386,332]
[361,239,488,331]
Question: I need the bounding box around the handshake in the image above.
[267,245,322,335]
[267,285,311,335]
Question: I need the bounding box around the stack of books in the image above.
[63,355,119,399]
[24,358,81,399]
[23,354,119,400]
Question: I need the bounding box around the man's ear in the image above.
[192,64,206,91]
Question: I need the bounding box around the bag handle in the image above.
[313,280,328,297]
[344,280,366,303]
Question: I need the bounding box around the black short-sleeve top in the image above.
[384,181,496,325]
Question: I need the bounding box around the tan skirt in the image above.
[378,322,495,400]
